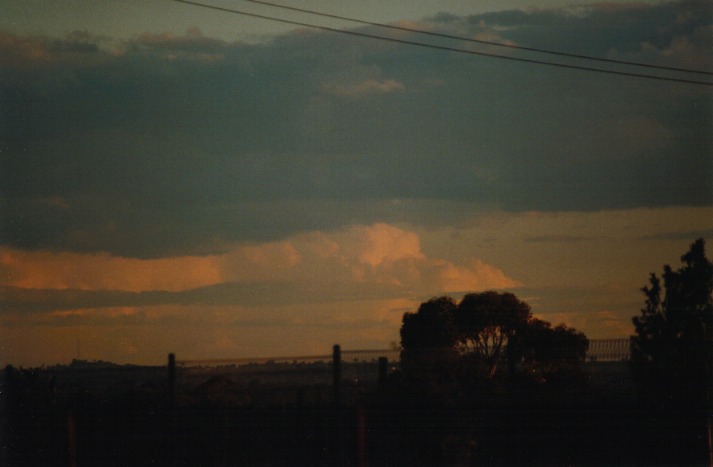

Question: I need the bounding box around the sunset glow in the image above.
[1,0,711,366]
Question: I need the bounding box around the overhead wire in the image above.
[171,0,713,86]
[238,0,713,77]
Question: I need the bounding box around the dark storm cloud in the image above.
[460,0,713,59]
[1,1,711,257]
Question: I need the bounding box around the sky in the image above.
[1,0,712,367]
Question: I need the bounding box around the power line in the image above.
[239,0,713,77]
[171,0,713,86]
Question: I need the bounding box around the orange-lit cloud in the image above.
[0,32,52,67]
[533,310,634,340]
[428,258,520,292]
[343,223,424,266]
[218,241,301,281]
[0,248,222,292]
[1,223,518,298]
[594,310,633,335]
[286,224,518,291]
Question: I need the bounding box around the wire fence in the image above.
[586,338,630,362]
[175,349,402,368]
[176,339,630,369]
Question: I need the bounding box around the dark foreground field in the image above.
[2,361,710,466]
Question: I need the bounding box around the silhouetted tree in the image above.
[400,292,588,382]
[401,296,459,350]
[399,296,460,379]
[454,292,532,378]
[396,292,592,463]
[631,238,713,407]
[511,318,588,381]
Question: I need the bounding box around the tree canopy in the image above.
[511,318,588,380]
[400,291,588,381]
[631,238,713,404]
[399,296,460,379]
[400,296,458,350]
[454,291,531,377]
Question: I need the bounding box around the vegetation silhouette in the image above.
[389,292,596,464]
[632,238,713,402]
[400,291,588,383]
[455,292,532,379]
[631,238,713,463]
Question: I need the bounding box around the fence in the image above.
[175,348,401,368]
[175,338,630,370]
[3,339,642,466]
[586,338,630,362]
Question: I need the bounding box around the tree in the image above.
[631,238,713,406]
[454,291,531,378]
[400,291,588,381]
[399,296,460,379]
[511,318,589,381]
[400,296,458,350]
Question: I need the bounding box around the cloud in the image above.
[0,33,52,67]
[0,248,222,292]
[614,22,713,70]
[533,309,633,339]
[1,224,518,313]
[289,224,518,292]
[425,258,520,292]
[524,235,596,243]
[329,223,423,267]
[594,310,633,335]
[638,228,713,241]
[137,27,223,49]
[3,1,711,366]
[550,312,632,337]
[0,298,412,365]
[136,28,228,62]
[323,79,405,98]
[218,241,302,282]
[4,204,711,365]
